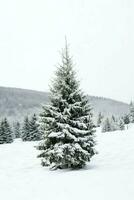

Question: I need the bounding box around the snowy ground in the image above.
[0,126,134,200]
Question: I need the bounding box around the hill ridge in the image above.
[0,86,129,122]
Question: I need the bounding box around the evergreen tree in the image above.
[101,118,111,132]
[111,115,116,122]
[97,112,103,127]
[29,114,41,141]
[110,117,119,131]
[118,119,125,131]
[129,101,134,123]
[102,117,125,132]
[14,122,21,138]
[4,118,13,143]
[38,42,96,169]
[0,118,13,144]
[21,116,30,141]
[123,114,130,125]
[0,120,6,144]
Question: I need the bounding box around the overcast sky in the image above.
[0,0,134,103]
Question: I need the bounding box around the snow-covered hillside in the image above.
[0,86,129,122]
[0,126,134,200]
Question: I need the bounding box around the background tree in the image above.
[129,101,134,123]
[29,114,41,141]
[38,42,96,169]
[21,116,30,141]
[118,119,125,131]
[0,120,6,144]
[123,114,130,125]
[110,117,119,131]
[111,115,116,122]
[4,118,13,143]
[97,112,103,127]
[14,122,21,138]
[101,118,111,132]
[0,118,13,144]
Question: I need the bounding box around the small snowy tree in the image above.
[102,117,125,133]
[14,122,21,138]
[110,117,119,131]
[118,119,125,131]
[0,118,13,144]
[123,114,130,125]
[21,116,30,141]
[0,120,6,144]
[4,118,13,143]
[101,118,111,132]
[97,112,103,127]
[29,114,41,141]
[129,101,134,123]
[38,42,96,169]
[111,115,116,122]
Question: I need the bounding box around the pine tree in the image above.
[123,114,130,125]
[21,116,30,141]
[118,119,125,131]
[101,118,111,132]
[0,120,6,144]
[111,115,116,122]
[38,42,96,170]
[129,101,134,123]
[101,117,125,132]
[14,122,21,138]
[0,118,13,144]
[4,118,13,143]
[110,117,119,131]
[29,114,41,141]
[97,112,103,127]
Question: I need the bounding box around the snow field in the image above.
[0,127,134,200]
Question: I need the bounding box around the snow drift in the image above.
[0,126,134,200]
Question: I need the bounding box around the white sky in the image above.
[0,0,134,103]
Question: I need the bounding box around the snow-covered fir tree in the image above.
[14,122,21,138]
[29,114,41,141]
[0,120,6,144]
[38,42,96,169]
[111,115,116,122]
[101,118,111,132]
[21,116,30,141]
[118,119,125,131]
[102,117,125,133]
[4,118,13,143]
[110,117,119,131]
[0,118,13,144]
[123,114,130,125]
[129,101,134,123]
[97,112,103,127]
